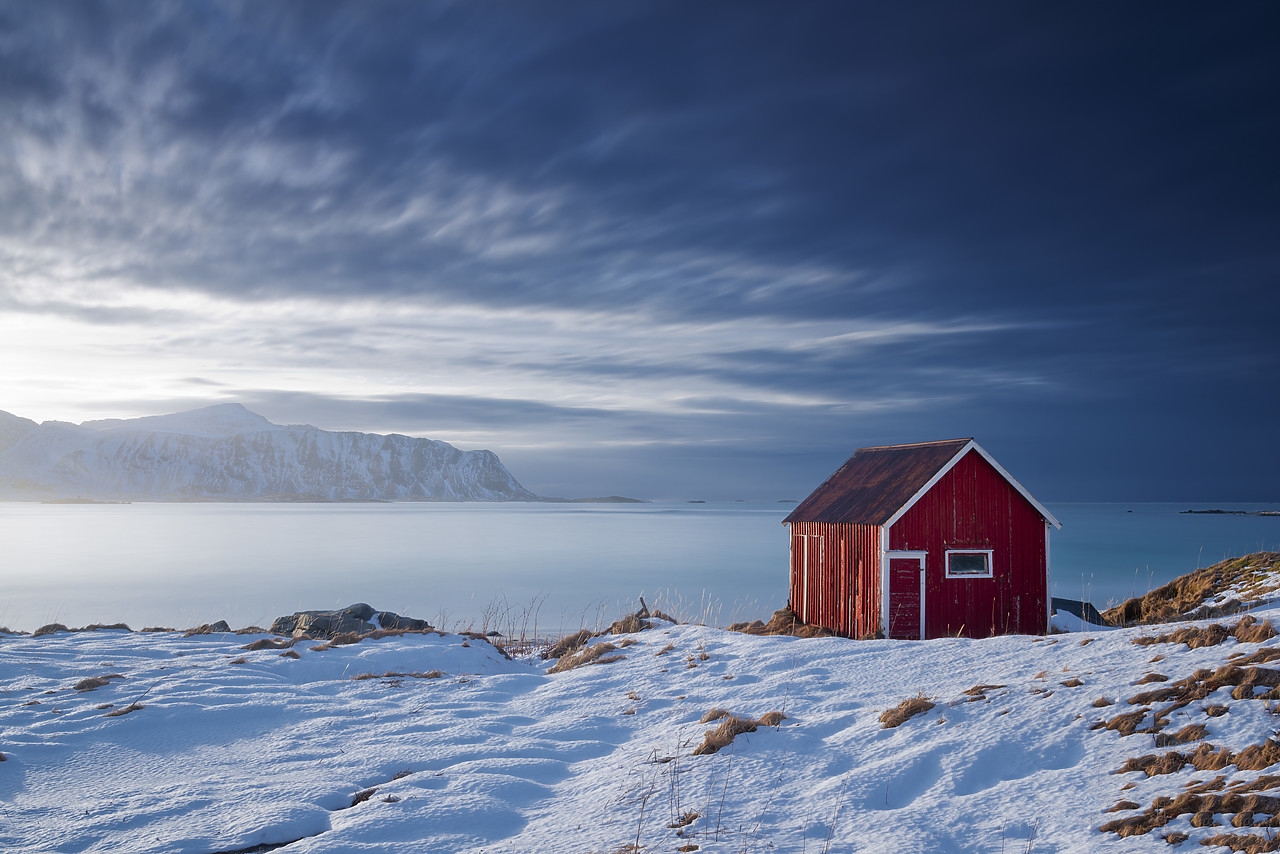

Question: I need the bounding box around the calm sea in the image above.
[1,501,1277,635]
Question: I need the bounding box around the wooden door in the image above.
[887,555,924,639]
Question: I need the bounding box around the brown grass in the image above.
[880,693,935,729]
[1198,834,1280,853]
[757,710,787,727]
[1152,724,1208,748]
[1116,740,1280,778]
[693,716,757,756]
[1133,672,1169,685]
[104,702,143,717]
[32,623,69,637]
[1100,791,1280,838]
[691,711,787,755]
[1103,553,1280,627]
[279,650,301,659]
[727,607,836,639]
[1132,617,1278,650]
[1093,696,1115,707]
[546,641,626,674]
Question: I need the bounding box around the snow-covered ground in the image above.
[3,606,1280,853]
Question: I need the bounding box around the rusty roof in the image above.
[782,438,974,526]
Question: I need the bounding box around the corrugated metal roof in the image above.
[783,439,973,525]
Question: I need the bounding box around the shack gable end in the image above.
[888,448,1048,637]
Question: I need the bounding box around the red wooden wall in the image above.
[788,521,880,638]
[887,450,1047,638]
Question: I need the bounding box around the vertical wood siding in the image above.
[788,521,882,638]
[887,450,1047,638]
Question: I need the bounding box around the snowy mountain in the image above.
[0,403,536,502]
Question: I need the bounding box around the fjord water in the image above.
[1,501,1277,634]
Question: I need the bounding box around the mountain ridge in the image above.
[0,404,536,502]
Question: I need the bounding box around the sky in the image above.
[1,1,1277,502]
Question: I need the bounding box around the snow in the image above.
[4,608,1280,853]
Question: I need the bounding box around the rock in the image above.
[269,604,431,638]
[374,611,430,632]
[184,620,232,636]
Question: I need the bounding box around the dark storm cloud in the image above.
[3,1,1278,498]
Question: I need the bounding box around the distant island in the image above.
[1,403,544,503]
[1182,509,1280,517]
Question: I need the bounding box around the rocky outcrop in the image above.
[269,603,431,638]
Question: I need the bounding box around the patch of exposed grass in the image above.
[690,710,787,755]
[32,623,69,637]
[1198,834,1280,853]
[880,693,935,729]
[104,702,143,717]
[727,607,836,639]
[1100,790,1280,839]
[547,641,626,674]
[1104,553,1280,627]
[350,671,445,681]
[1133,616,1278,650]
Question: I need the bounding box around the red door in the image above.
[887,555,923,639]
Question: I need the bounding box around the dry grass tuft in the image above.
[693,716,759,755]
[350,788,377,807]
[104,702,143,717]
[757,710,787,727]
[1198,834,1280,853]
[1134,672,1170,685]
[1061,678,1085,688]
[1152,724,1208,748]
[1116,740,1280,779]
[656,643,676,656]
[280,649,301,659]
[544,629,594,660]
[880,693,935,729]
[32,623,69,637]
[727,607,836,639]
[73,674,124,692]
[1094,696,1115,707]
[546,641,626,674]
[691,711,787,755]
[668,811,700,829]
[1134,622,1234,649]
[961,683,1006,703]
[1103,553,1280,627]
[1100,790,1280,839]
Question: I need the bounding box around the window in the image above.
[945,549,993,579]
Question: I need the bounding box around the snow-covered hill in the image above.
[0,403,535,502]
[3,597,1280,852]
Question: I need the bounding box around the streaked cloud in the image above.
[0,1,1276,499]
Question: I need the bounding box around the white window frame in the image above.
[944,548,994,579]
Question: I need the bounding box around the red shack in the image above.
[783,438,1061,640]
